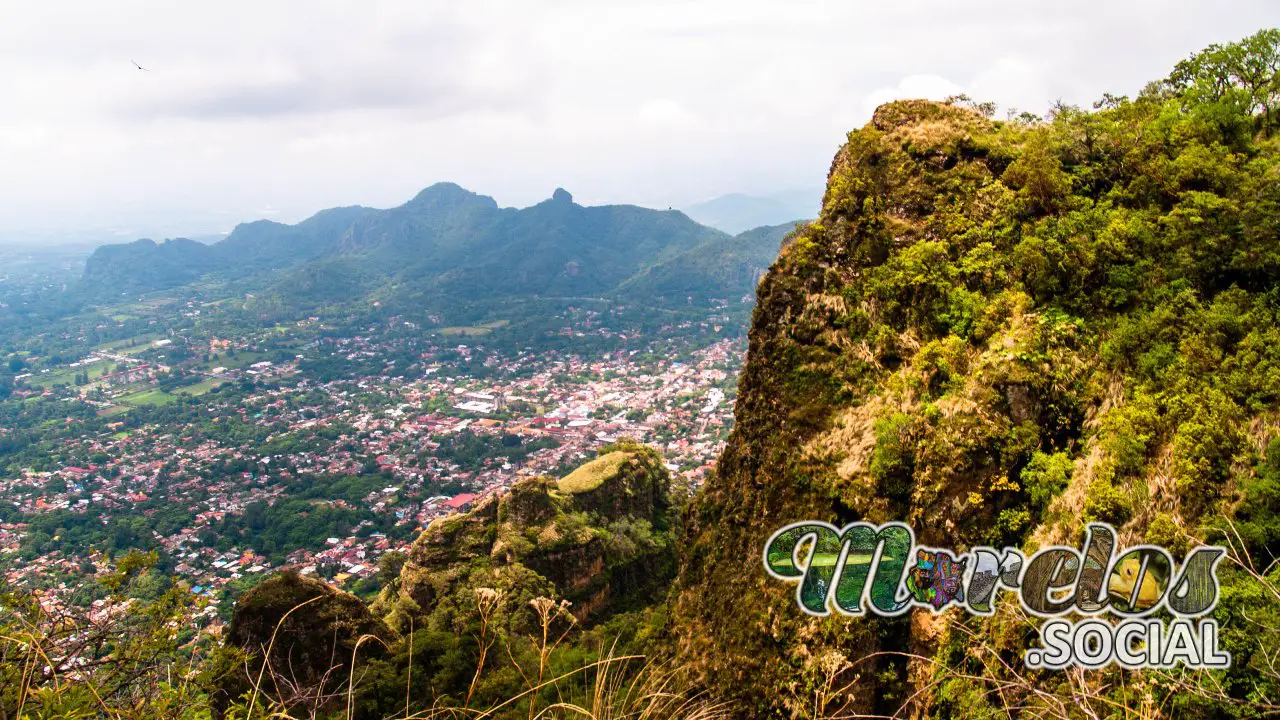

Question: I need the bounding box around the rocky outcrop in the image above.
[214,571,394,717]
[383,441,676,630]
[557,447,672,524]
[671,91,1280,717]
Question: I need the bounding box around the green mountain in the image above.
[618,221,801,302]
[80,185,782,317]
[671,28,1280,718]
[82,237,225,294]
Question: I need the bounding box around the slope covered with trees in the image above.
[79,185,794,322]
[671,27,1280,718]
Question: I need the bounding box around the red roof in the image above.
[443,493,476,509]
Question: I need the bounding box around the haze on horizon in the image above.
[1,0,1276,244]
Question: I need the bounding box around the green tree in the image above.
[1166,28,1280,137]
[377,550,407,588]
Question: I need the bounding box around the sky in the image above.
[1,1,1277,243]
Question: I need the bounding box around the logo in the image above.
[763,522,1229,669]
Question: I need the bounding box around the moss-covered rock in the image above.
[562,445,671,525]
[213,571,394,717]
[391,441,676,630]
[671,40,1280,716]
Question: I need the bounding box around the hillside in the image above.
[670,29,1280,718]
[618,221,801,302]
[82,237,227,293]
[79,185,780,321]
[6,27,1280,720]
[213,441,683,718]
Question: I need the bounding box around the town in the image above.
[0,295,747,628]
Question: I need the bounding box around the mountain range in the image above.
[681,189,820,234]
[82,184,803,321]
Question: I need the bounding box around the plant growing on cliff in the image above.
[671,26,1280,717]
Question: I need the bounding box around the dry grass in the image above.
[224,589,731,720]
[558,453,632,495]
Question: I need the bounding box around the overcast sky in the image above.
[1,1,1277,243]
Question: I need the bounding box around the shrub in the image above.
[1021,451,1073,514]
[1084,476,1132,525]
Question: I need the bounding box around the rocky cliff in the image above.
[213,571,395,716]
[216,441,681,718]
[381,441,677,631]
[671,62,1280,716]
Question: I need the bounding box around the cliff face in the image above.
[383,441,676,630]
[672,90,1280,716]
[213,442,681,718]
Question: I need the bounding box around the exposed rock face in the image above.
[394,493,499,614]
[670,96,1280,716]
[385,441,675,630]
[503,475,559,527]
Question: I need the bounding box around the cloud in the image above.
[0,0,1277,238]
[142,72,486,120]
[969,57,1053,117]
[638,99,700,128]
[0,124,50,153]
[110,7,545,121]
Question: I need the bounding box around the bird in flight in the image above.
[131,59,149,72]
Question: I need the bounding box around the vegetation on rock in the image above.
[4,26,1280,720]
[672,27,1280,719]
[558,451,635,494]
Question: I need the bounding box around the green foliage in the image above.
[1098,391,1162,478]
[377,550,407,589]
[1171,387,1247,511]
[673,28,1280,716]
[1001,128,1073,214]
[1166,28,1280,139]
[1,556,213,719]
[871,412,917,505]
[1020,451,1072,513]
[1145,512,1189,557]
[1083,476,1132,525]
[1231,438,1280,559]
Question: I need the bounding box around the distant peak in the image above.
[551,188,573,204]
[410,182,471,202]
[403,182,496,211]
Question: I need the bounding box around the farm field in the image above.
[436,320,509,337]
[28,359,114,389]
[116,388,179,407]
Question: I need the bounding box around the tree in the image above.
[377,550,407,589]
[1,552,209,718]
[1167,28,1280,136]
